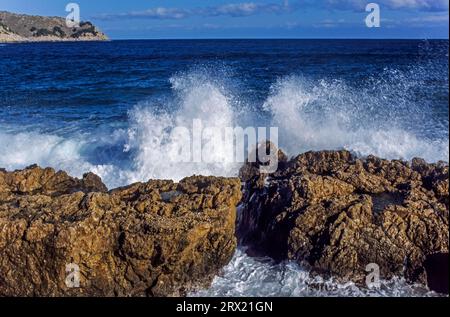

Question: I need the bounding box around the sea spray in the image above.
[0,68,448,189]
[263,74,449,162]
[124,71,241,182]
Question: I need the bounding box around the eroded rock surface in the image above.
[238,149,449,290]
[0,165,241,296]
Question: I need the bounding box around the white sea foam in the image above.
[121,71,448,185]
[0,70,448,188]
[191,249,441,297]
[122,71,241,183]
[263,75,449,163]
[0,131,91,173]
[0,130,121,187]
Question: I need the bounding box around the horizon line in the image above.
[106,37,449,40]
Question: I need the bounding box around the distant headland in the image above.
[0,11,108,43]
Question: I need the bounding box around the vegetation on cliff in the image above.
[0,11,107,42]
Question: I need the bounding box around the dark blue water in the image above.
[0,39,448,297]
[0,40,448,188]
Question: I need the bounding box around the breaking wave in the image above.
[123,70,241,183]
[1,67,447,189]
[263,73,448,162]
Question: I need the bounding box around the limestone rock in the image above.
[239,149,449,292]
[0,166,241,296]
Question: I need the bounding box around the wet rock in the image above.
[239,149,449,290]
[0,165,107,196]
[0,167,241,296]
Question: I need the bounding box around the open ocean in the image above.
[0,39,448,296]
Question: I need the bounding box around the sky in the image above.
[0,0,448,39]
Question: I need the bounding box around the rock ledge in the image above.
[239,149,449,291]
[0,165,241,296]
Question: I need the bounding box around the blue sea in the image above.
[0,39,448,296]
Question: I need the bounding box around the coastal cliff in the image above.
[0,11,107,43]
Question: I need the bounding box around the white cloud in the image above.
[96,7,190,20]
[404,13,449,26]
[324,0,449,11]
[202,2,290,17]
[95,0,449,21]
[96,2,292,20]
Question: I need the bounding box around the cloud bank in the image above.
[322,0,449,11]
[96,2,291,20]
[95,0,449,20]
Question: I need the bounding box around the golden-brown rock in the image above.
[239,150,449,292]
[0,166,241,296]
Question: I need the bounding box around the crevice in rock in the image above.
[370,192,405,215]
[236,148,448,290]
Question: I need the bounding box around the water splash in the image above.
[191,249,442,297]
[123,69,241,183]
[264,73,448,162]
[0,67,448,189]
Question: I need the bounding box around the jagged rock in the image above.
[238,149,449,293]
[0,165,107,196]
[0,166,241,296]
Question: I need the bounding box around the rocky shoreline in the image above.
[0,166,241,296]
[0,149,448,296]
[239,147,449,294]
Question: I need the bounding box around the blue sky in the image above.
[0,0,448,39]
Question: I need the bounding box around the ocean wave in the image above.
[0,68,448,189]
[114,68,449,185]
[122,69,241,183]
[263,74,449,162]
[0,130,125,187]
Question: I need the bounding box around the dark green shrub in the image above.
[71,25,98,38]
[79,21,92,27]
[52,26,66,38]
[33,28,53,37]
